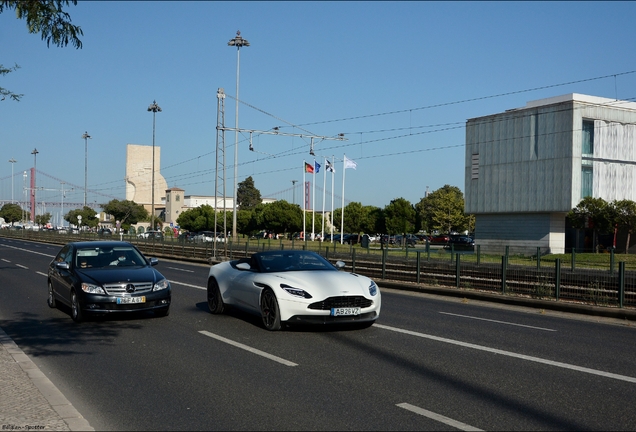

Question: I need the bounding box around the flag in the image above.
[314,161,321,173]
[305,162,314,173]
[326,159,335,173]
[344,156,357,170]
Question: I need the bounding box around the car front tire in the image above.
[47,281,57,308]
[70,289,83,323]
[207,278,225,314]
[260,288,281,331]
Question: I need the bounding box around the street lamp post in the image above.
[228,30,249,242]
[82,132,91,207]
[291,180,298,205]
[8,158,16,203]
[147,100,162,230]
[31,148,38,223]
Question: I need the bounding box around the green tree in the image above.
[102,199,149,232]
[176,205,216,232]
[611,199,636,254]
[1,0,83,101]
[567,197,612,253]
[35,212,51,226]
[65,206,98,229]
[0,203,23,224]
[0,64,22,101]
[259,200,302,236]
[384,198,416,242]
[237,176,262,210]
[0,0,84,48]
[416,185,467,233]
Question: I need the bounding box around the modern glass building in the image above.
[465,94,636,254]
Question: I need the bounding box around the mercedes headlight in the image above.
[81,283,105,295]
[153,278,170,291]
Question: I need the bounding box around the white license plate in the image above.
[117,296,146,304]
[331,307,361,316]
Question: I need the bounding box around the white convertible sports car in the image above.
[206,250,381,331]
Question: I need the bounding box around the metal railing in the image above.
[3,229,635,309]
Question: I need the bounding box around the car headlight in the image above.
[280,284,312,299]
[81,283,105,295]
[153,279,170,291]
[369,281,378,296]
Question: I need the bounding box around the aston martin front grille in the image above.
[103,282,153,296]
[308,296,372,310]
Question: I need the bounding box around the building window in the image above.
[166,194,170,202]
[176,194,181,202]
[582,120,594,155]
[471,154,479,180]
[581,165,593,198]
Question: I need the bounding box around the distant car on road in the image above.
[47,241,171,322]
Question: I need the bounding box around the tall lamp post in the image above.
[31,148,38,223]
[291,180,298,205]
[228,30,249,242]
[81,132,91,207]
[147,100,162,230]
[8,158,16,203]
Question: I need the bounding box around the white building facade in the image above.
[465,94,636,254]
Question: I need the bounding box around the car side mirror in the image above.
[335,260,345,270]
[149,257,159,266]
[56,262,70,270]
[236,262,251,271]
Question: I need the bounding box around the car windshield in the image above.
[76,246,146,269]
[256,251,336,273]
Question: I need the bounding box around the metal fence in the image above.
[3,229,635,309]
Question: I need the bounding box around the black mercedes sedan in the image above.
[47,241,171,322]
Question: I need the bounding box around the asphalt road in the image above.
[1,237,636,431]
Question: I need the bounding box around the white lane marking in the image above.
[439,312,557,332]
[0,243,55,258]
[199,330,298,367]
[397,403,483,431]
[167,266,195,273]
[170,281,205,290]
[1,258,10,263]
[36,271,48,277]
[15,264,28,269]
[375,324,636,384]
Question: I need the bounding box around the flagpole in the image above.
[312,158,316,241]
[302,160,306,242]
[341,154,346,244]
[321,157,327,240]
[330,155,335,242]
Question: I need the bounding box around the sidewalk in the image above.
[0,327,93,431]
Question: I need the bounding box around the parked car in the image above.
[206,250,381,331]
[342,233,360,245]
[47,241,171,322]
[138,230,164,240]
[98,228,112,237]
[429,234,450,245]
[194,231,225,243]
[394,234,418,247]
[178,231,196,242]
[445,235,475,250]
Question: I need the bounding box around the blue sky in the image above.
[2,1,636,224]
